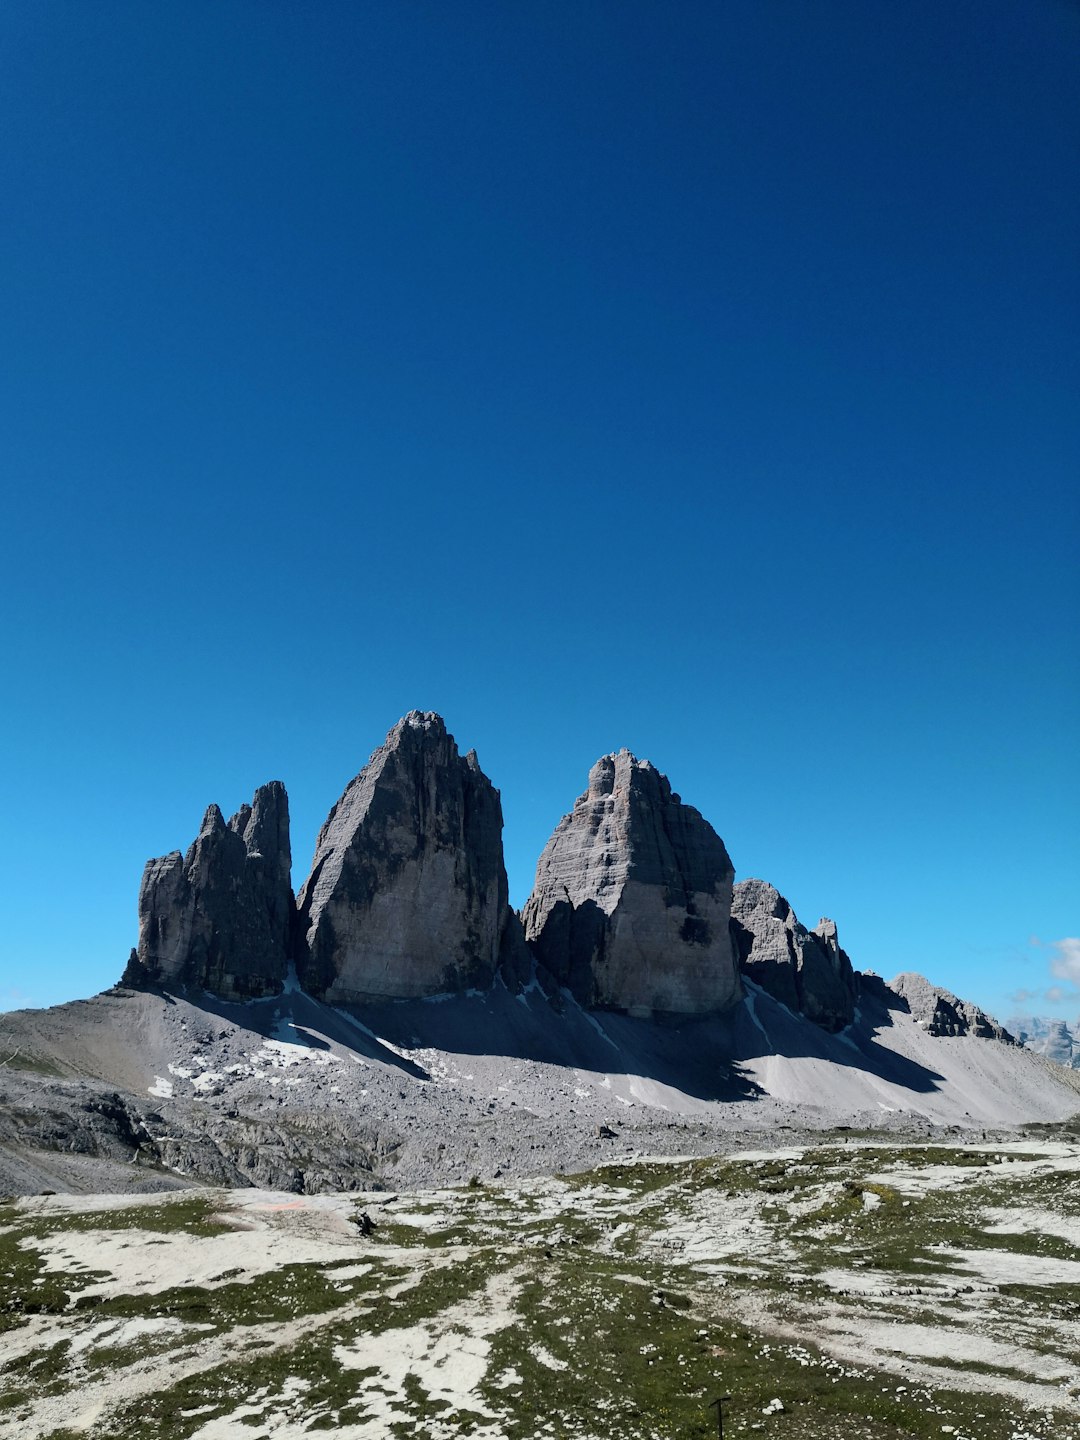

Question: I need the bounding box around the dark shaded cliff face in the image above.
[295,711,516,1004]
[522,750,742,1017]
[729,878,856,1032]
[731,875,858,1036]
[123,781,293,1001]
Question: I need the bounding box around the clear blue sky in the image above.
[1,1,1076,1025]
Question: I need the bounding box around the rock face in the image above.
[888,972,1014,1043]
[296,712,516,1004]
[522,751,741,1017]
[730,879,856,1031]
[1007,1015,1080,1068]
[1040,1020,1078,1068]
[123,782,293,1000]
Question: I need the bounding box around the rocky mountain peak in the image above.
[122,781,295,1001]
[522,751,741,1017]
[295,712,521,1004]
[1038,1019,1080,1068]
[585,749,680,807]
[731,879,856,1031]
[199,803,225,837]
[814,917,839,947]
[393,709,447,742]
[112,714,1019,1062]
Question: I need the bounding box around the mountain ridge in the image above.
[3,966,1077,1198]
[123,710,1005,1034]
[4,708,1071,1198]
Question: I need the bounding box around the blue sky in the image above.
[1,1,1076,1024]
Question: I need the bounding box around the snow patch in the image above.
[529,1344,568,1371]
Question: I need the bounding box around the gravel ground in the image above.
[1,979,1078,1196]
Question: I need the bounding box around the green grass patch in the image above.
[0,1053,63,1077]
[6,1144,1079,1440]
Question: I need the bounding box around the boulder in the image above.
[521,750,741,1017]
[296,711,516,1004]
[730,879,856,1031]
[123,782,293,1000]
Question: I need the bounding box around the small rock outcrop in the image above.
[887,972,1014,1042]
[296,712,516,1004]
[123,782,293,1000]
[522,751,741,1017]
[730,879,856,1031]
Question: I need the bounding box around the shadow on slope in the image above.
[259,975,947,1104]
[149,981,763,1104]
[734,980,947,1093]
[0,974,947,1107]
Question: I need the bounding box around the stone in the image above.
[521,750,742,1017]
[887,972,1014,1042]
[296,711,516,1004]
[122,782,293,1000]
[730,879,856,1031]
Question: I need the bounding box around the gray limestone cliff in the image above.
[296,712,518,1004]
[122,782,293,1000]
[730,879,856,1031]
[888,972,1015,1043]
[521,751,742,1017]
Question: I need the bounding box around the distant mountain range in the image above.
[1007,1014,1080,1068]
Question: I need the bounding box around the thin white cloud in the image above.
[1049,937,1080,990]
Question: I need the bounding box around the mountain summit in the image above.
[295,711,519,1003]
[112,713,1024,1046]
[1,710,1069,1198]
[522,750,741,1017]
[730,878,856,1031]
[122,780,294,1001]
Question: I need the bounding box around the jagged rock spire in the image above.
[123,781,293,1000]
[729,878,856,1031]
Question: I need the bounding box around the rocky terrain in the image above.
[2,1134,1079,1439]
[730,880,855,1032]
[1,971,1077,1198]
[886,973,1015,1043]
[3,709,1079,1198]
[124,782,294,1001]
